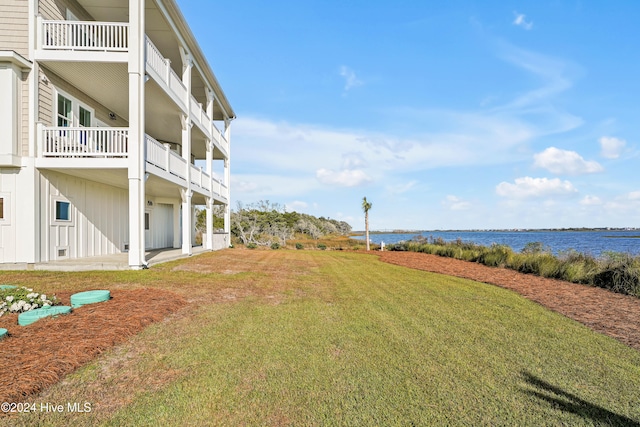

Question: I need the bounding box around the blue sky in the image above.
[179,1,639,230]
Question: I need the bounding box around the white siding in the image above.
[40,171,128,261]
[151,203,174,249]
[20,71,29,156]
[0,172,17,263]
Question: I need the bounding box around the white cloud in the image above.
[286,201,308,211]
[385,180,418,195]
[442,195,472,211]
[316,168,372,187]
[626,191,640,201]
[533,147,603,175]
[339,66,363,91]
[599,136,626,159]
[580,195,602,206]
[513,12,533,30]
[496,176,578,198]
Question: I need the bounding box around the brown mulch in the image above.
[379,251,640,352]
[0,289,185,404]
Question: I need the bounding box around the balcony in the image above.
[41,127,128,158]
[36,19,230,157]
[37,127,228,201]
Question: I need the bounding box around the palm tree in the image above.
[362,197,372,251]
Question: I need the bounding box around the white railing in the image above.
[145,135,167,170]
[145,37,188,108]
[211,126,229,154]
[42,20,129,52]
[168,69,187,104]
[145,37,169,79]
[42,127,128,157]
[168,150,186,180]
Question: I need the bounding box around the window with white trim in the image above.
[0,193,10,225]
[57,94,72,127]
[54,89,94,128]
[55,200,71,221]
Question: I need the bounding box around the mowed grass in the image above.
[2,250,640,426]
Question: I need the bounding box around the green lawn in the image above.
[2,250,640,426]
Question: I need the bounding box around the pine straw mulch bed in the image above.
[0,289,185,405]
[379,251,640,352]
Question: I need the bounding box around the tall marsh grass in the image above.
[389,236,640,297]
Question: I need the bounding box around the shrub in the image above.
[592,253,640,297]
[0,286,60,317]
[246,242,257,249]
[271,242,281,250]
[295,243,304,250]
[317,243,327,250]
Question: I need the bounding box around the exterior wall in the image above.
[0,170,18,263]
[38,0,65,21]
[20,71,29,156]
[0,1,29,57]
[38,68,128,127]
[148,202,176,249]
[212,233,229,250]
[39,170,129,261]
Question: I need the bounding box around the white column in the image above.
[180,48,193,255]
[180,188,192,254]
[127,0,146,269]
[223,119,231,240]
[205,197,213,250]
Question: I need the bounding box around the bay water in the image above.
[353,230,640,257]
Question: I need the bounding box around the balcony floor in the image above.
[0,247,211,271]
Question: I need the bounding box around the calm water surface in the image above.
[354,230,640,257]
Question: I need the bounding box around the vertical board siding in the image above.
[20,71,28,156]
[0,1,28,57]
[40,171,128,261]
[0,173,17,263]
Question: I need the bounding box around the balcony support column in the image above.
[224,158,230,237]
[181,115,193,255]
[127,0,146,269]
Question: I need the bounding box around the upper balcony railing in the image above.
[41,127,129,157]
[41,20,129,52]
[38,128,228,199]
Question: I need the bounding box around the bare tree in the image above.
[362,197,372,251]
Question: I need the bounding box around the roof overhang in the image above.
[0,51,33,70]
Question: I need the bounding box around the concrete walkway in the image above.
[0,247,210,272]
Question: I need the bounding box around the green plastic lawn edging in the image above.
[18,306,72,326]
[70,290,111,308]
[0,285,17,290]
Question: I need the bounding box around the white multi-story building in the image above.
[0,0,235,269]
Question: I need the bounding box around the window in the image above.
[0,198,3,219]
[145,212,150,230]
[79,106,91,127]
[55,90,94,128]
[57,95,72,127]
[55,201,71,221]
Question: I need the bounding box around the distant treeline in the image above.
[231,200,352,246]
